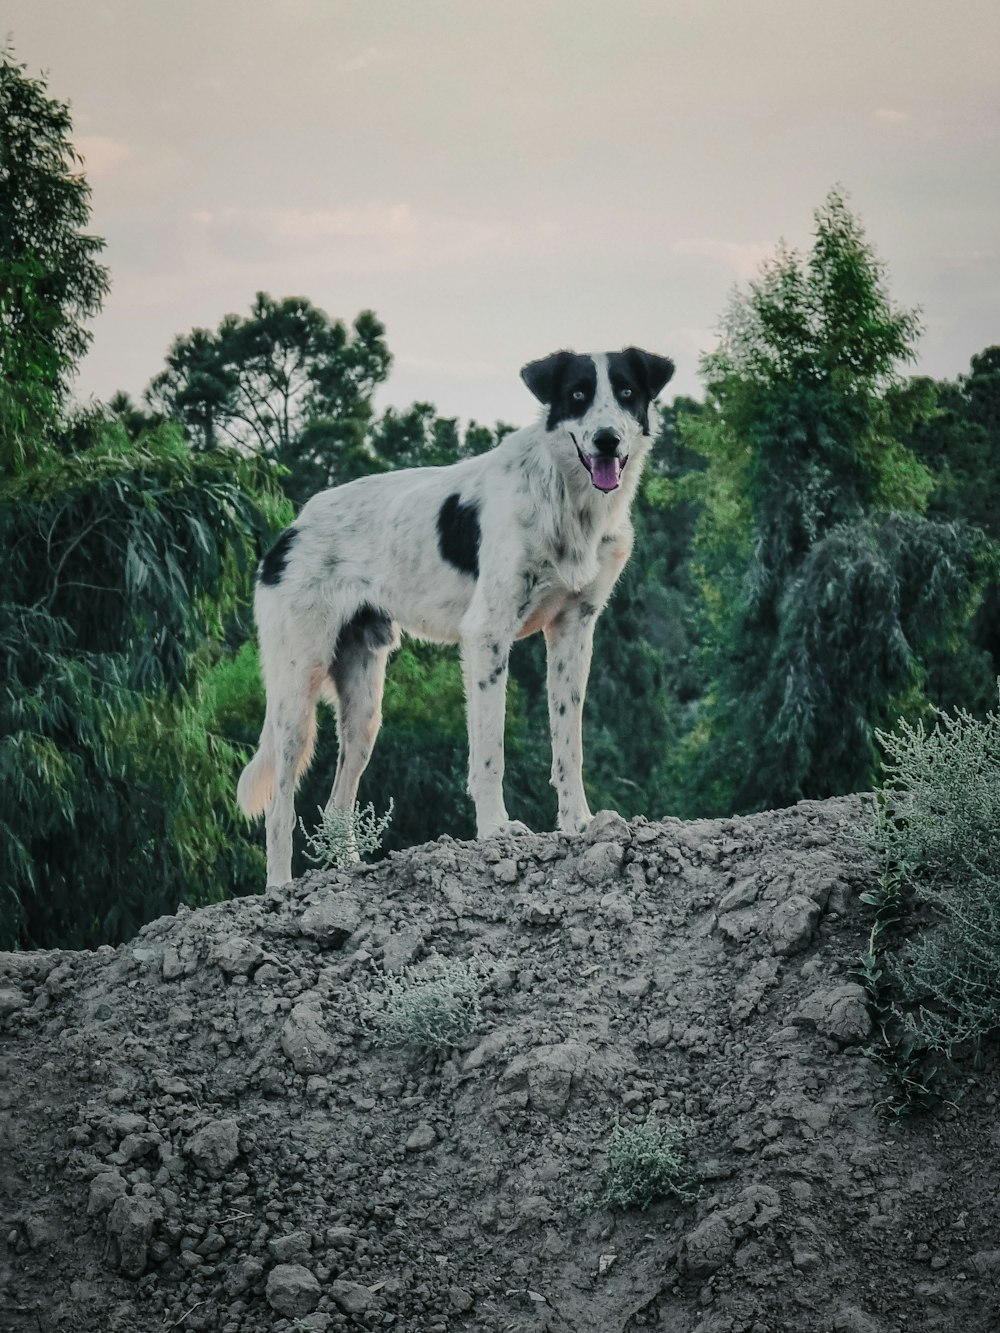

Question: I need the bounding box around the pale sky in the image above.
[6,0,1000,427]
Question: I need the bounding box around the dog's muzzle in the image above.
[573,428,627,493]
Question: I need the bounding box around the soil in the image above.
[2,796,999,1333]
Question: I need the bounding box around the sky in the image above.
[6,0,1000,428]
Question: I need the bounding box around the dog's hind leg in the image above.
[262,668,324,887]
[326,606,398,818]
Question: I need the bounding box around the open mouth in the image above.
[574,441,628,492]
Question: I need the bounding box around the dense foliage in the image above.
[675,191,994,814]
[0,55,284,947]
[3,51,997,946]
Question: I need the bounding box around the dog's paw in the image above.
[558,810,594,836]
[479,818,533,840]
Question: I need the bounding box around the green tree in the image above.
[0,54,286,947]
[682,190,990,813]
[369,402,512,470]
[904,348,1000,707]
[147,293,391,501]
[0,50,109,467]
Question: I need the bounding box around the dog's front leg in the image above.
[460,617,523,839]
[544,603,598,833]
[544,534,632,832]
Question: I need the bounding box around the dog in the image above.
[237,347,674,885]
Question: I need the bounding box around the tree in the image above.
[0,50,109,467]
[0,53,286,948]
[147,293,391,501]
[368,402,512,470]
[681,190,990,813]
[903,348,1000,709]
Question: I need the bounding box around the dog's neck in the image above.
[525,424,648,587]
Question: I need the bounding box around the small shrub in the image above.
[599,1114,698,1210]
[862,687,1000,1068]
[299,799,394,871]
[358,953,498,1052]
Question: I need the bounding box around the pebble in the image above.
[265,1262,321,1317]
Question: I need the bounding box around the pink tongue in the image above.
[590,456,621,491]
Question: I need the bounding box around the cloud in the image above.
[75,135,130,176]
[335,46,398,75]
[672,237,773,281]
[874,107,910,125]
[186,202,522,271]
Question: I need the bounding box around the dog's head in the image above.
[520,348,674,493]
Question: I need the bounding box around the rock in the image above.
[281,1003,338,1074]
[500,1041,596,1116]
[329,1279,374,1314]
[832,1309,881,1333]
[682,1212,734,1276]
[87,1170,127,1216]
[224,1256,264,1296]
[213,936,264,976]
[794,983,872,1044]
[405,1122,437,1152]
[186,1118,240,1179]
[647,1018,673,1047]
[578,841,625,886]
[161,945,184,980]
[520,898,559,925]
[729,958,780,1025]
[268,1230,313,1262]
[718,876,759,912]
[299,892,362,946]
[725,1183,782,1232]
[106,1194,162,1277]
[585,810,631,844]
[717,908,760,944]
[265,1262,321,1317]
[448,1285,474,1312]
[971,1249,1000,1279]
[600,893,634,925]
[381,926,423,973]
[768,894,821,955]
[492,857,519,884]
[0,987,27,1018]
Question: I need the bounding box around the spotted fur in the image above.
[237,348,674,885]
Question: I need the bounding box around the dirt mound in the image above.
[2,798,998,1333]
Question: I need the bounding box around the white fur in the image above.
[238,352,664,885]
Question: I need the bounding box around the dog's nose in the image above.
[592,428,621,455]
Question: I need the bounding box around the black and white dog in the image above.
[238,348,674,885]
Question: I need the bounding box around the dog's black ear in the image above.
[520,351,570,405]
[623,348,675,400]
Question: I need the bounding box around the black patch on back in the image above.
[521,352,597,431]
[259,527,298,586]
[607,348,675,435]
[331,604,395,684]
[437,493,481,578]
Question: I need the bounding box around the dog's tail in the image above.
[236,709,320,821]
[236,729,275,821]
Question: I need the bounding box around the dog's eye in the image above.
[572,390,586,402]
[619,388,632,399]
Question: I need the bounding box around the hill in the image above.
[2,799,998,1332]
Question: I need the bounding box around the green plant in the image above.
[599,1114,698,1210]
[358,953,497,1052]
[298,799,394,870]
[852,859,943,1117]
[872,692,1000,1053]
[855,688,1000,1112]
